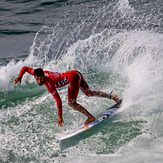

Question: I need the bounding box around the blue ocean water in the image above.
[0,0,163,162]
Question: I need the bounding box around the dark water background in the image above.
[0,0,163,162]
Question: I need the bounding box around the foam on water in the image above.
[0,0,163,162]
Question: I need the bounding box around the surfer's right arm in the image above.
[14,66,35,85]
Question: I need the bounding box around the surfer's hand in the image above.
[14,77,22,85]
[57,116,64,127]
[111,94,120,103]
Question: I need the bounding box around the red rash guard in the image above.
[18,66,70,117]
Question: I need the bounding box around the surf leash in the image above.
[108,90,113,99]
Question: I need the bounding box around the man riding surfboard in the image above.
[14,67,120,127]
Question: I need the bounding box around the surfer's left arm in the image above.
[52,91,64,127]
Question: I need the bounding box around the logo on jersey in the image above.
[55,76,68,87]
[53,72,60,78]
[47,82,52,88]
[44,73,49,77]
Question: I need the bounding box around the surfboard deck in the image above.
[58,99,123,141]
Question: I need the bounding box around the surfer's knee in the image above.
[68,99,77,107]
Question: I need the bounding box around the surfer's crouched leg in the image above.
[68,100,95,125]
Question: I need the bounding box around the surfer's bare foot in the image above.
[111,94,120,103]
[84,116,95,125]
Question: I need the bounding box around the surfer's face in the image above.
[34,76,45,86]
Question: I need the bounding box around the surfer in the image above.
[14,66,120,127]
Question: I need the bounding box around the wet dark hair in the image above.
[34,68,44,77]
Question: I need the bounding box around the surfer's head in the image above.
[34,68,45,86]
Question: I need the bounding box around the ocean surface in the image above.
[0,0,163,162]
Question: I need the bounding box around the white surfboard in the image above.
[59,99,123,141]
